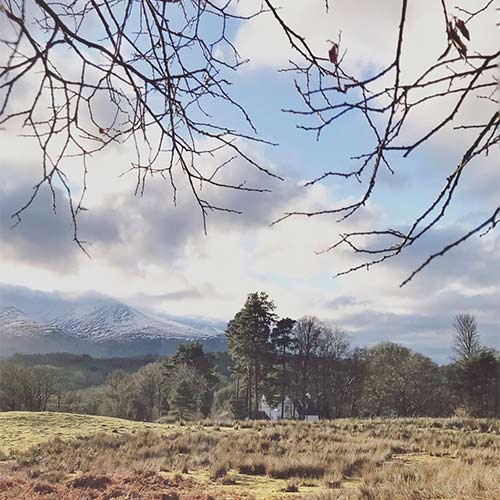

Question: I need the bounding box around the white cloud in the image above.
[234,0,497,155]
[235,1,496,75]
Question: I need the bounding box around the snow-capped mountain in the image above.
[49,300,222,343]
[0,284,226,357]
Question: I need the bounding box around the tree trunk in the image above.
[280,347,287,419]
[246,365,252,418]
[254,361,259,415]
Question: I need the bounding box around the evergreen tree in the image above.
[459,349,499,417]
[172,341,216,384]
[270,318,296,418]
[171,341,217,416]
[229,395,248,420]
[271,318,296,355]
[170,379,198,420]
[226,292,277,417]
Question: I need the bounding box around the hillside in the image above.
[0,411,173,456]
[0,307,62,338]
[50,301,221,342]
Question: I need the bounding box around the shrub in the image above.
[220,474,237,485]
[283,482,299,492]
[323,470,343,489]
[68,474,112,490]
[209,462,229,481]
[32,482,55,494]
[267,458,326,479]
[238,461,266,476]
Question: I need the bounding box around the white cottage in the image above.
[258,396,297,420]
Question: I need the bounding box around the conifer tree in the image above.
[226,292,277,417]
[171,341,217,416]
[170,379,197,420]
[270,318,296,418]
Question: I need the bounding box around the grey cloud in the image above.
[199,158,299,229]
[331,287,499,364]
[0,182,80,271]
[156,289,203,301]
[0,282,65,315]
[0,178,122,271]
[372,219,500,292]
[324,296,368,310]
[0,154,297,273]
[81,158,299,270]
[325,221,499,362]
[0,282,110,319]
[133,288,204,303]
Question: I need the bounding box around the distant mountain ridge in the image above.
[0,307,61,338]
[0,306,83,356]
[0,287,226,357]
[49,300,222,342]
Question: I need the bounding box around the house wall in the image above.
[305,415,319,422]
[259,396,297,420]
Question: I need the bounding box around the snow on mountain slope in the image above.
[0,306,83,357]
[0,307,64,338]
[0,285,226,355]
[49,300,221,343]
[156,312,226,337]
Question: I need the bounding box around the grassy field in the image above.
[0,412,499,499]
[0,412,175,455]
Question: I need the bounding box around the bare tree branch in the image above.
[268,0,498,284]
[0,0,279,248]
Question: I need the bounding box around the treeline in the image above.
[225,293,498,419]
[0,344,230,421]
[0,293,498,420]
[4,353,162,387]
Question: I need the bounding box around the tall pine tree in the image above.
[226,292,277,417]
[270,318,296,418]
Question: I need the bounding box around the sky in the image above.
[0,0,498,363]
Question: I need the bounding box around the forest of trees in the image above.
[0,294,498,420]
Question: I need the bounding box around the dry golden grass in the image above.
[0,411,174,456]
[0,412,498,499]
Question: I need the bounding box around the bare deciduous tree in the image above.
[0,363,60,411]
[292,316,322,404]
[452,313,481,361]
